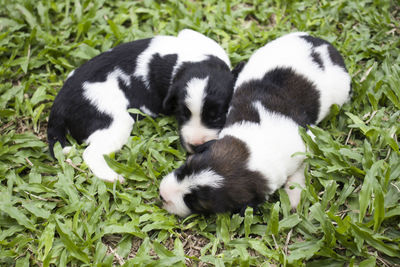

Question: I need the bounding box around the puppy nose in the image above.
[189,135,209,146]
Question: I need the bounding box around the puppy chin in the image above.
[181,128,219,153]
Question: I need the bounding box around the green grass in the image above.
[0,0,399,266]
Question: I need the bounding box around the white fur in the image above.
[140,105,156,117]
[83,69,131,113]
[134,29,231,88]
[284,163,306,208]
[234,32,351,123]
[67,69,75,79]
[181,77,219,151]
[82,69,134,182]
[160,168,224,217]
[185,77,208,118]
[220,101,306,194]
[177,29,231,68]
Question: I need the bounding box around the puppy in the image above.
[48,29,237,182]
[159,32,351,217]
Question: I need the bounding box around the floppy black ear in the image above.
[162,84,180,114]
[231,61,246,80]
[183,187,214,214]
[193,139,216,154]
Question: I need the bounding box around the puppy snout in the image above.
[188,138,207,146]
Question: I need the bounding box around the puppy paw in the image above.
[285,184,302,209]
[116,175,125,184]
[97,174,125,184]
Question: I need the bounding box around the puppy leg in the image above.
[285,164,306,209]
[83,113,134,183]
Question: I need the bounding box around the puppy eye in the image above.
[207,110,219,120]
[209,112,223,123]
[211,118,220,124]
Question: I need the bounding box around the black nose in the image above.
[160,194,165,202]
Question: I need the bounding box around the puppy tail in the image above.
[47,110,68,158]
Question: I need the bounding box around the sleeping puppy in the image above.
[47,29,237,182]
[159,32,351,217]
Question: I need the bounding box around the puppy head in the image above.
[159,164,224,217]
[159,137,269,217]
[163,58,242,153]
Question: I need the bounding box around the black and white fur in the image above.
[159,32,351,217]
[47,29,237,183]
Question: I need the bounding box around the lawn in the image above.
[0,0,399,266]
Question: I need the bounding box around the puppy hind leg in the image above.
[285,164,306,209]
[83,115,134,183]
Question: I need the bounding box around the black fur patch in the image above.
[83,39,152,83]
[175,164,190,182]
[311,51,324,69]
[300,35,347,70]
[300,35,326,47]
[130,53,178,116]
[231,67,320,127]
[327,45,347,70]
[225,81,261,126]
[182,136,269,214]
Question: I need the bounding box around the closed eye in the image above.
[209,113,224,123]
[208,111,217,119]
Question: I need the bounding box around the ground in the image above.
[0,0,399,266]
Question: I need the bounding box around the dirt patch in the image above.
[103,230,214,266]
[1,115,48,142]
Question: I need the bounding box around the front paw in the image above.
[98,174,125,183]
[285,184,302,209]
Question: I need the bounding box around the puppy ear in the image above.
[231,61,246,80]
[183,188,213,214]
[193,139,216,154]
[162,84,179,114]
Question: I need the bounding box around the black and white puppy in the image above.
[159,32,351,217]
[47,29,237,182]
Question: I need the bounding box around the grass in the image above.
[0,0,399,266]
